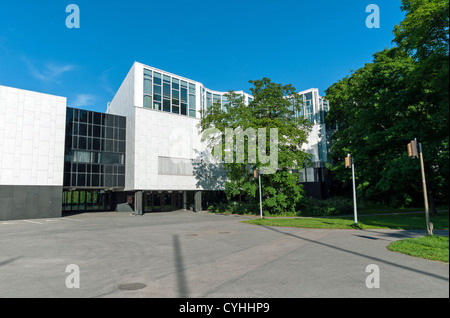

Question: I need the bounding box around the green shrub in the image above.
[299,196,353,216]
[207,201,259,215]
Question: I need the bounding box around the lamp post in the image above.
[254,169,263,219]
[407,139,432,235]
[345,154,358,225]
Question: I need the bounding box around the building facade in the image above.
[0,85,66,220]
[0,62,331,220]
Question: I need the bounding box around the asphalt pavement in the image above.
[0,210,448,298]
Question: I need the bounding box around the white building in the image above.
[0,62,331,220]
[0,85,66,220]
[107,62,330,213]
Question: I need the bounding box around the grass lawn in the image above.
[243,211,449,230]
[387,235,449,263]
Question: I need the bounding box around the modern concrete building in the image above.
[0,61,331,221]
[0,85,66,220]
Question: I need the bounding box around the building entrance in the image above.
[62,190,112,213]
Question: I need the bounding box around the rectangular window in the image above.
[98,152,122,165]
[163,74,170,84]
[154,101,161,111]
[181,88,188,103]
[144,69,152,78]
[154,85,161,102]
[172,89,179,105]
[189,95,195,110]
[154,72,161,85]
[73,151,91,163]
[213,94,221,107]
[181,103,187,115]
[206,92,212,109]
[163,83,170,99]
[144,78,152,95]
[163,99,170,112]
[222,96,229,110]
[172,78,179,90]
[144,95,153,108]
[79,123,87,136]
[172,104,180,114]
[189,83,195,94]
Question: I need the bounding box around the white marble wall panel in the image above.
[0,85,66,186]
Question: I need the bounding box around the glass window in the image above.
[213,94,221,107]
[154,85,161,102]
[105,139,114,152]
[92,125,100,137]
[99,153,122,165]
[144,69,152,78]
[66,108,74,126]
[79,110,88,122]
[163,83,170,99]
[172,89,179,105]
[189,95,196,110]
[118,129,126,141]
[163,99,170,112]
[172,105,180,114]
[73,122,79,135]
[181,88,187,103]
[93,112,102,125]
[119,141,125,153]
[144,78,153,95]
[79,123,87,136]
[106,127,114,139]
[181,80,187,88]
[144,95,153,108]
[181,103,187,115]
[189,109,196,117]
[222,96,229,110]
[206,92,212,109]
[92,138,100,151]
[119,117,126,129]
[172,78,179,90]
[154,102,161,110]
[104,115,115,127]
[154,72,161,85]
[79,137,87,150]
[189,83,195,94]
[77,174,86,187]
[163,74,170,84]
[73,151,91,163]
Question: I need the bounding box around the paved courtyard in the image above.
[0,210,448,298]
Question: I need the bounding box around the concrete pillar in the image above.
[160,193,164,212]
[194,191,202,213]
[135,191,143,215]
[183,191,187,210]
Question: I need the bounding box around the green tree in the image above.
[325,0,449,209]
[198,78,312,214]
[394,0,449,210]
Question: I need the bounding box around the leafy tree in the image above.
[198,78,312,214]
[325,0,449,209]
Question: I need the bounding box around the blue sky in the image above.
[0,0,405,113]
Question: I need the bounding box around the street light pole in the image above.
[407,139,432,235]
[346,154,358,225]
[254,169,263,219]
[259,172,263,219]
